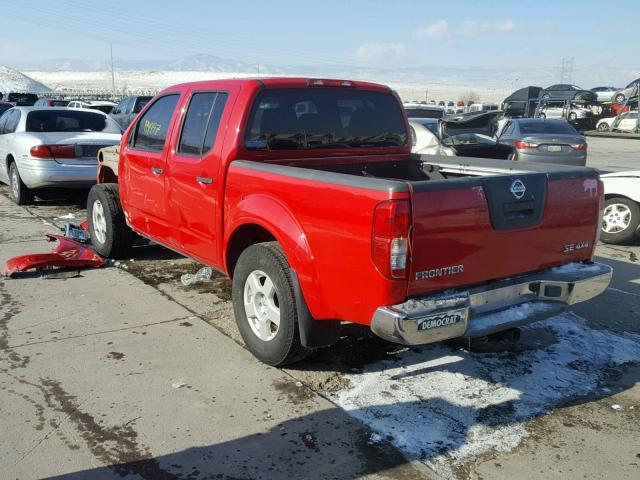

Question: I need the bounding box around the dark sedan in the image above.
[540,84,597,102]
[497,118,587,166]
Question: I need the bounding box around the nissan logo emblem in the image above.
[510,179,526,199]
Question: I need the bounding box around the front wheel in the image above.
[87,183,134,258]
[568,112,577,121]
[597,122,610,132]
[232,242,312,366]
[9,162,34,205]
[614,93,625,104]
[539,113,546,119]
[601,197,640,245]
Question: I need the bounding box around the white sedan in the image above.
[409,119,455,156]
[597,111,639,133]
[600,171,640,244]
[0,107,122,204]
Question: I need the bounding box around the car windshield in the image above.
[26,110,122,133]
[519,121,578,135]
[245,88,407,150]
[51,100,69,107]
[442,133,496,146]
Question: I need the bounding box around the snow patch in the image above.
[331,313,640,479]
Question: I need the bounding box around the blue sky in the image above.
[0,0,638,71]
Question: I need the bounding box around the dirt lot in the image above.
[1,138,639,479]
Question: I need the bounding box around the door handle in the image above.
[196,176,213,185]
[151,167,163,175]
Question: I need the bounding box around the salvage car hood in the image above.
[439,111,503,139]
[600,171,640,178]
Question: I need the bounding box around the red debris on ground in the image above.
[2,234,106,277]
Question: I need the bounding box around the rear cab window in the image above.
[132,94,180,151]
[244,88,407,150]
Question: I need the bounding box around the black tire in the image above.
[8,161,34,205]
[232,242,312,366]
[598,122,610,132]
[614,93,625,104]
[87,183,134,258]
[539,113,546,119]
[600,197,640,245]
[568,112,577,121]
[541,93,550,100]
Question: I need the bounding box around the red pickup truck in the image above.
[87,78,612,366]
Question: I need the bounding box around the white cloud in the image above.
[354,42,407,65]
[414,20,450,39]
[458,20,516,37]
[414,19,516,40]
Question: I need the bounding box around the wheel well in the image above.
[6,154,14,173]
[226,224,276,277]
[605,194,631,201]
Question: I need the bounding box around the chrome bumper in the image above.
[371,262,612,345]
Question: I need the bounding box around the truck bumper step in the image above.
[370,262,612,345]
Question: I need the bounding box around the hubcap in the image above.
[602,204,632,233]
[92,199,107,244]
[11,168,19,200]
[243,270,280,341]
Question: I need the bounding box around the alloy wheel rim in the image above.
[602,204,631,233]
[92,200,107,244]
[243,270,280,341]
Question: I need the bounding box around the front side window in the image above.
[178,92,228,156]
[245,88,407,150]
[133,94,179,151]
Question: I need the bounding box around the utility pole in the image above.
[559,57,574,84]
[110,44,116,100]
[425,89,428,102]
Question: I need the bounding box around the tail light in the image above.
[372,199,410,279]
[571,143,587,151]
[513,140,539,149]
[30,145,76,159]
[308,79,354,87]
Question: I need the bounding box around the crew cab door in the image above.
[121,93,180,244]
[165,88,233,264]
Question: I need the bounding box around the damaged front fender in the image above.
[2,234,106,278]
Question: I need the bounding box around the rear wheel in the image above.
[539,113,546,119]
[232,242,312,366]
[87,183,134,258]
[601,197,640,245]
[568,112,577,121]
[614,93,625,104]
[9,161,34,205]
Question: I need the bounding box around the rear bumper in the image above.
[17,158,97,189]
[516,152,587,166]
[371,262,612,345]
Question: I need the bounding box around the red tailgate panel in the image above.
[407,177,601,297]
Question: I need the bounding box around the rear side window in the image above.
[133,94,180,151]
[178,92,228,156]
[4,110,20,133]
[245,88,407,150]
[26,110,120,133]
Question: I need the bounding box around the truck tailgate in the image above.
[407,172,601,297]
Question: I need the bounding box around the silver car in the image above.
[613,78,639,104]
[537,102,593,122]
[497,118,587,166]
[0,107,122,204]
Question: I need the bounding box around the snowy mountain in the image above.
[0,65,50,94]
